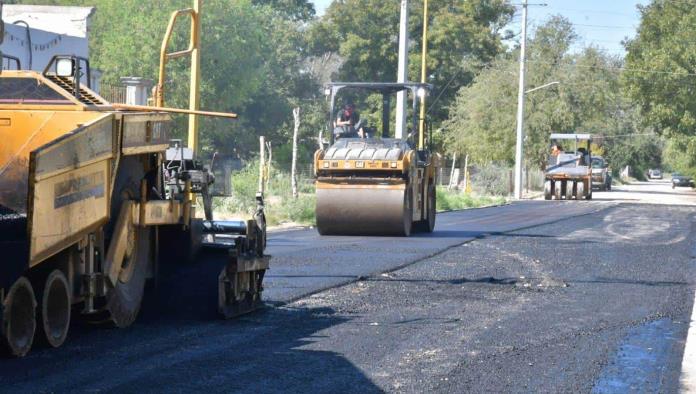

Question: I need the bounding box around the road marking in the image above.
[680,289,696,391]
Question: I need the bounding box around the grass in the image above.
[436,186,507,211]
[212,162,507,228]
[212,161,316,227]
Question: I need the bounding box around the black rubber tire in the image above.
[402,188,413,237]
[99,156,151,328]
[37,270,71,348]
[1,277,36,357]
[554,181,562,200]
[415,184,436,233]
[576,180,585,200]
[103,227,150,328]
[565,181,574,200]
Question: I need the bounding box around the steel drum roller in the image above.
[315,182,411,236]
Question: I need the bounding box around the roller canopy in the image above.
[550,133,592,141]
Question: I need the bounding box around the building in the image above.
[1,5,99,90]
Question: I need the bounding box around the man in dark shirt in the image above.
[336,103,359,127]
[335,103,371,138]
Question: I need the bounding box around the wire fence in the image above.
[262,162,544,197]
[100,84,127,104]
[438,161,545,196]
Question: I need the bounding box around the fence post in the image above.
[448,153,457,191]
[525,165,529,194]
[265,141,272,191]
[258,136,266,194]
[291,107,300,199]
[463,154,469,192]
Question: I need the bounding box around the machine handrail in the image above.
[1,54,21,70]
[112,103,237,118]
[155,8,197,107]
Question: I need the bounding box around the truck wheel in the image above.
[544,180,552,200]
[565,181,575,200]
[554,181,562,200]
[97,156,151,328]
[415,184,436,233]
[37,270,71,348]
[103,227,150,328]
[1,277,36,357]
[402,188,413,237]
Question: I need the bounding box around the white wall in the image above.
[1,5,96,89]
[2,23,88,72]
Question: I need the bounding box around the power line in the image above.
[525,59,696,77]
[544,7,638,18]
[594,133,658,139]
[570,23,637,29]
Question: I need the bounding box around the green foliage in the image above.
[436,187,505,211]
[663,135,696,178]
[470,165,512,196]
[307,0,514,133]
[8,0,321,161]
[251,0,316,21]
[266,194,316,226]
[443,16,661,175]
[624,1,696,137]
[215,160,315,225]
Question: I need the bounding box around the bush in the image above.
[216,162,506,227]
[436,187,506,211]
[266,193,316,226]
[470,164,511,196]
[213,160,317,225]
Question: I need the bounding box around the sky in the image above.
[310,0,650,56]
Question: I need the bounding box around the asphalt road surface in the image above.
[2,180,696,393]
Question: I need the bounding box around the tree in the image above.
[623,1,696,137]
[6,0,322,160]
[443,16,659,173]
[252,0,316,21]
[306,0,514,128]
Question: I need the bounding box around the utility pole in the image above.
[513,0,528,200]
[418,0,429,149]
[513,1,546,200]
[395,0,409,139]
[291,107,300,199]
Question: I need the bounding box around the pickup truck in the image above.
[591,156,612,191]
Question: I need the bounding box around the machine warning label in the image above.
[54,171,105,209]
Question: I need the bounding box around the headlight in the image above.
[322,161,329,168]
[390,162,397,168]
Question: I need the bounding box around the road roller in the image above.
[314,82,440,236]
[0,2,268,357]
[544,133,593,200]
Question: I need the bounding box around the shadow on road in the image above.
[612,189,693,196]
[0,250,382,393]
[415,230,563,240]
